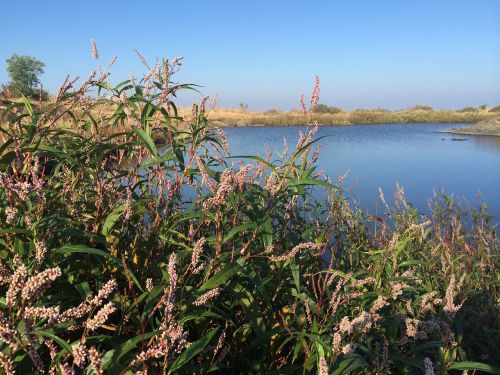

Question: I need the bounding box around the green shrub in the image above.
[458,107,479,113]
[0,83,17,99]
[410,104,433,111]
[314,103,342,114]
[264,108,281,114]
[0,57,498,374]
[0,82,49,101]
[5,54,45,99]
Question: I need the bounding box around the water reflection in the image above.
[224,123,500,221]
[471,135,500,152]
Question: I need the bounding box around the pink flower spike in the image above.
[90,38,98,60]
[300,94,307,115]
[310,75,320,110]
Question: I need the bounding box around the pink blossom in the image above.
[85,302,116,331]
[21,267,61,302]
[269,242,322,262]
[193,288,221,306]
[90,38,99,59]
[300,94,307,115]
[310,75,320,110]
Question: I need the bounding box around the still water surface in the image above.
[224,123,500,220]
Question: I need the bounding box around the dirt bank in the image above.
[445,116,500,136]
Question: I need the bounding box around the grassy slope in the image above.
[1,97,498,128]
[181,107,497,127]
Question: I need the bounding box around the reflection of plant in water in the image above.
[0,45,498,374]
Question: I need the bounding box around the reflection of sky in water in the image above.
[224,123,500,221]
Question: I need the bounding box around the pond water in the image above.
[223,123,500,221]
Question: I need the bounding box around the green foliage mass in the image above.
[313,104,342,114]
[4,54,45,98]
[458,107,479,113]
[410,105,433,111]
[0,58,498,374]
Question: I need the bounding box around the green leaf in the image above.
[140,285,164,320]
[406,341,442,354]
[223,222,256,244]
[300,333,330,353]
[398,260,425,267]
[35,330,72,355]
[54,244,113,259]
[198,258,245,292]
[36,144,66,156]
[102,203,126,236]
[54,244,142,290]
[290,263,300,291]
[332,354,368,374]
[234,283,265,336]
[132,125,158,157]
[394,235,411,259]
[142,150,174,167]
[20,93,33,118]
[287,178,336,190]
[0,151,17,171]
[243,327,283,355]
[102,331,158,371]
[229,155,277,172]
[448,362,500,374]
[263,217,273,249]
[167,327,219,374]
[140,102,155,130]
[0,138,14,156]
[0,228,30,234]
[179,310,227,325]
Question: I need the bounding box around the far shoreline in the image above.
[194,107,498,128]
[211,120,472,128]
[2,97,499,131]
[439,117,500,137]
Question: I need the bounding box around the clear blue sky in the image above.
[1,0,499,110]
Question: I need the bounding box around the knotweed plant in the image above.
[0,49,498,374]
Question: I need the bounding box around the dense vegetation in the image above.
[1,55,48,100]
[204,108,497,127]
[313,104,342,114]
[0,57,498,374]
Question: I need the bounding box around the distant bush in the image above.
[489,105,500,113]
[348,109,380,123]
[5,54,45,99]
[0,82,49,101]
[264,108,281,114]
[458,107,479,113]
[314,103,342,114]
[410,104,433,111]
[0,83,17,99]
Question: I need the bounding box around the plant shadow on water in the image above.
[0,54,498,374]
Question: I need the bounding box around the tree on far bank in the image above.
[4,54,45,98]
[313,104,342,114]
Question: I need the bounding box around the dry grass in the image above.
[178,107,497,127]
[2,97,496,130]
